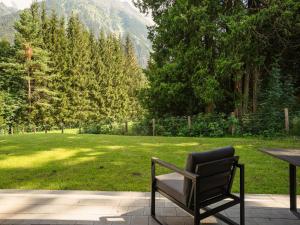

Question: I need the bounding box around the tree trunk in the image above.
[8,125,13,135]
[28,69,32,126]
[243,71,250,114]
[205,103,214,113]
[252,67,260,113]
[234,74,243,117]
[28,73,31,107]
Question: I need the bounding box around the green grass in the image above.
[0,134,299,194]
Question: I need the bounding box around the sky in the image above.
[0,0,133,9]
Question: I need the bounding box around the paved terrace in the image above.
[0,190,298,225]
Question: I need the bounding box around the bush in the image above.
[291,117,300,136]
[131,121,152,136]
[143,114,230,137]
[82,121,125,135]
[239,112,285,136]
[156,117,187,136]
[189,114,228,137]
[80,110,294,137]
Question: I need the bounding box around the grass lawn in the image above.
[0,134,299,194]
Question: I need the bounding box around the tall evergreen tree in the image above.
[45,13,69,132]
[124,35,146,119]
[0,39,25,132]
[14,2,54,130]
[66,14,93,129]
[100,34,129,121]
[88,32,106,122]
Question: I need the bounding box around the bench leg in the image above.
[289,164,300,218]
[194,177,201,225]
[240,164,245,225]
[151,189,155,216]
[151,160,156,217]
[240,200,245,225]
[194,209,200,225]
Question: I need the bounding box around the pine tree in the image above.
[88,32,106,122]
[66,14,93,129]
[124,35,146,119]
[45,13,70,132]
[102,35,126,121]
[14,2,55,131]
[0,39,25,132]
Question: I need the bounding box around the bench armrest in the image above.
[236,163,245,199]
[151,157,198,181]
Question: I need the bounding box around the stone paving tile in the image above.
[148,217,159,225]
[164,201,176,208]
[130,216,148,225]
[122,207,144,216]
[69,206,119,216]
[226,217,259,225]
[94,218,112,225]
[104,216,131,225]
[224,207,299,220]
[0,219,26,225]
[253,218,300,225]
[78,200,119,207]
[0,191,299,225]
[43,220,78,225]
[162,216,190,225]
[155,199,166,208]
[119,199,149,207]
[175,208,189,217]
[75,221,94,225]
[161,208,177,217]
[143,207,151,216]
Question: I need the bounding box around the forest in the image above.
[133,0,300,117]
[0,2,145,133]
[0,0,300,136]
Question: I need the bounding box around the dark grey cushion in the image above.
[184,146,235,204]
[156,172,185,204]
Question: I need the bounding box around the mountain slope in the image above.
[0,0,152,67]
[0,2,17,15]
[0,3,18,42]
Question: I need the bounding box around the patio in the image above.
[0,190,298,225]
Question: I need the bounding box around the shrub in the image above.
[291,117,300,136]
[156,117,187,136]
[82,121,125,135]
[189,114,228,137]
[131,121,152,136]
[81,111,294,137]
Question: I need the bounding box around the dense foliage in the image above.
[1,1,299,137]
[134,0,300,118]
[82,111,300,137]
[0,2,145,133]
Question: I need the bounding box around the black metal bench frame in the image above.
[151,157,245,225]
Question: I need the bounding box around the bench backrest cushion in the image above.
[184,146,235,204]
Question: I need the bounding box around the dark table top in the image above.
[261,148,300,167]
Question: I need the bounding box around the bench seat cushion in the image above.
[156,172,185,204]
